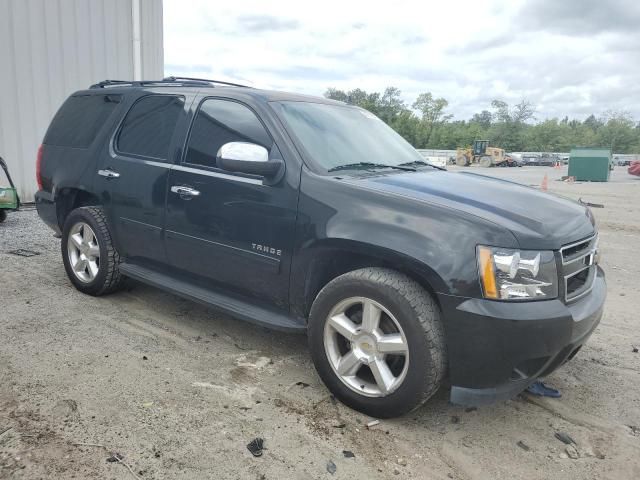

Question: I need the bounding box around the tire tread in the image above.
[335,268,446,409]
[310,267,447,416]
[63,206,124,296]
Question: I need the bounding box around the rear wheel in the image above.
[479,156,492,167]
[61,206,124,296]
[0,210,7,223]
[308,268,446,418]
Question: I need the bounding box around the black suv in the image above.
[36,78,605,418]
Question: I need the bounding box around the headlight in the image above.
[477,246,558,300]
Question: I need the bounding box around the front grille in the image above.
[560,234,598,302]
[562,238,591,260]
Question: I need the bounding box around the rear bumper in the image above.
[439,267,606,406]
[35,190,61,235]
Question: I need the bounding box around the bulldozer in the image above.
[456,140,506,167]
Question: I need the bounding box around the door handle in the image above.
[170,185,200,198]
[98,169,120,179]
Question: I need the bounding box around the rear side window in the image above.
[117,95,185,160]
[185,99,271,168]
[44,94,122,148]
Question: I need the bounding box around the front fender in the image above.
[291,171,518,315]
[289,238,448,318]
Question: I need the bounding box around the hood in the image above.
[349,170,595,250]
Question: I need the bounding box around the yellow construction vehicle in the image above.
[456,140,506,167]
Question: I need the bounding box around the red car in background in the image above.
[628,161,640,177]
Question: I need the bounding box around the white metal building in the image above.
[0,0,164,202]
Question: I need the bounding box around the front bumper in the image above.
[439,267,606,406]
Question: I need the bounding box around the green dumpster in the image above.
[568,147,612,182]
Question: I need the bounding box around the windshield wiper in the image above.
[398,160,447,171]
[328,162,415,173]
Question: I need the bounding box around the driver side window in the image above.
[185,98,271,169]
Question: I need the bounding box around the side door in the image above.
[164,97,299,308]
[100,92,192,265]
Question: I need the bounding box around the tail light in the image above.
[36,144,44,190]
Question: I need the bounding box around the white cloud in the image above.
[163,0,640,120]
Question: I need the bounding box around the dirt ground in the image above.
[1,165,639,480]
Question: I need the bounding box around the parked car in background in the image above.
[36,78,606,417]
[628,161,640,176]
[521,154,540,165]
[521,154,558,166]
[538,154,558,167]
[501,154,523,167]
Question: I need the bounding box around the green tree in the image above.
[324,86,420,145]
[526,119,572,151]
[324,87,349,103]
[597,111,638,153]
[583,114,603,132]
[412,92,451,147]
[390,110,421,146]
[324,87,380,114]
[325,86,640,154]
[512,100,536,123]
[378,87,407,124]
[471,110,492,129]
[488,99,535,151]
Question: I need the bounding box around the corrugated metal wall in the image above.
[0,0,164,202]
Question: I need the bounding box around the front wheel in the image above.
[0,210,7,223]
[456,156,469,167]
[308,268,446,418]
[61,206,124,296]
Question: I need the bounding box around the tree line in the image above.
[324,87,640,154]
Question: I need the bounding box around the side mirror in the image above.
[216,142,283,178]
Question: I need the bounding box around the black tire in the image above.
[61,206,124,296]
[479,156,492,168]
[0,210,7,223]
[308,268,446,418]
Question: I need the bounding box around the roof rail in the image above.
[163,76,249,88]
[90,80,141,88]
[89,77,250,89]
[89,79,209,89]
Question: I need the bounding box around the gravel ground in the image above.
[1,166,639,479]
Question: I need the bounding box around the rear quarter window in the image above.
[44,94,122,148]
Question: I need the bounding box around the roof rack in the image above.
[90,80,139,88]
[89,77,249,89]
[163,76,249,88]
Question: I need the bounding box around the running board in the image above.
[119,263,306,333]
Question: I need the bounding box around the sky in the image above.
[163,0,640,121]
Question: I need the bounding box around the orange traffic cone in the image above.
[541,174,548,191]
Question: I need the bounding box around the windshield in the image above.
[274,101,426,172]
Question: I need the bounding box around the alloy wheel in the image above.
[67,222,100,283]
[323,296,410,397]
